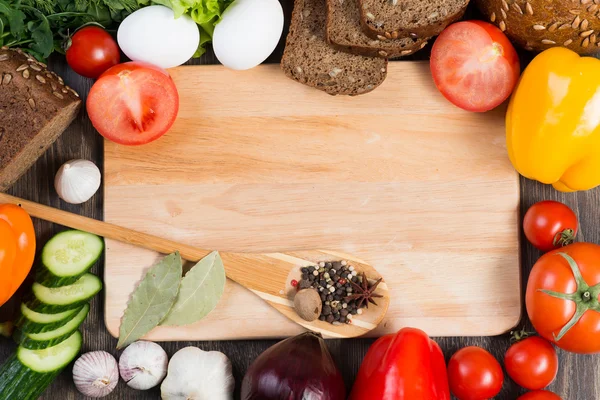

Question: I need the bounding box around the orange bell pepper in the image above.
[0,205,35,307]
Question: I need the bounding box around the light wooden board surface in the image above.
[104,62,521,340]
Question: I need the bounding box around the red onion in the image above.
[241,331,346,400]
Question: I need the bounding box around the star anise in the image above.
[344,273,383,309]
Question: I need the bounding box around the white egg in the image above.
[118,5,200,69]
[213,0,284,70]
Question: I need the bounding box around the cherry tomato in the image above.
[430,20,520,112]
[518,390,563,400]
[505,336,558,390]
[0,205,35,305]
[523,201,578,252]
[66,26,120,79]
[0,219,18,307]
[448,346,503,400]
[526,243,600,353]
[87,62,179,145]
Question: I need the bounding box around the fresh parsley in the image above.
[0,0,138,59]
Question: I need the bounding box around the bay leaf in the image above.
[160,251,226,326]
[117,252,183,349]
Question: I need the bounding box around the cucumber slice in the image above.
[17,330,82,373]
[37,230,104,288]
[16,305,89,350]
[16,303,82,334]
[27,274,102,314]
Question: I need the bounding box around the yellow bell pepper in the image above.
[506,47,600,192]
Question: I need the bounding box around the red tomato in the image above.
[448,346,503,400]
[430,20,520,112]
[518,390,563,400]
[526,242,600,353]
[505,336,558,390]
[87,62,179,145]
[523,201,578,252]
[66,26,120,79]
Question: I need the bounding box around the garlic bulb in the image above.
[119,341,168,390]
[161,346,235,400]
[54,159,101,204]
[73,351,119,398]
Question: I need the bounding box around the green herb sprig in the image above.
[0,0,137,60]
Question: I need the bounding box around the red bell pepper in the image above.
[349,327,450,400]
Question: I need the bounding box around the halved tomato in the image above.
[430,21,520,112]
[87,62,179,145]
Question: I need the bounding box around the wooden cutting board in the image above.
[104,62,521,341]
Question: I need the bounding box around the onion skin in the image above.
[241,331,346,400]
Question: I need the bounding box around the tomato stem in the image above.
[553,229,576,248]
[509,328,535,343]
[540,253,599,342]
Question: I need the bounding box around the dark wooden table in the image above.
[1,3,598,399]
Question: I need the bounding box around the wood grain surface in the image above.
[0,2,598,399]
[103,62,520,341]
[0,194,391,338]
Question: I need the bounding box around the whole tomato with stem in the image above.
[523,201,578,252]
[66,26,120,79]
[526,242,600,353]
[504,333,558,390]
[518,390,563,400]
[448,346,503,400]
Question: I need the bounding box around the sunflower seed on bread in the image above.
[0,47,81,191]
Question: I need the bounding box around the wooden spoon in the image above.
[0,193,389,338]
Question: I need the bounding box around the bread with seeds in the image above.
[281,0,388,95]
[475,0,600,54]
[327,0,430,58]
[0,47,81,191]
[358,0,469,41]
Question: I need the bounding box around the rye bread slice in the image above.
[0,48,81,191]
[359,0,469,40]
[326,0,429,58]
[281,0,387,96]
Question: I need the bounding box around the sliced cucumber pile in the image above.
[2,230,104,399]
[18,330,83,373]
[27,273,102,314]
[37,230,104,288]
[15,305,89,350]
[16,303,82,334]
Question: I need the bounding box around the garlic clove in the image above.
[54,159,101,205]
[119,341,168,390]
[73,351,119,398]
[161,346,235,400]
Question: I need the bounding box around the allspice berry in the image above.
[294,289,322,322]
